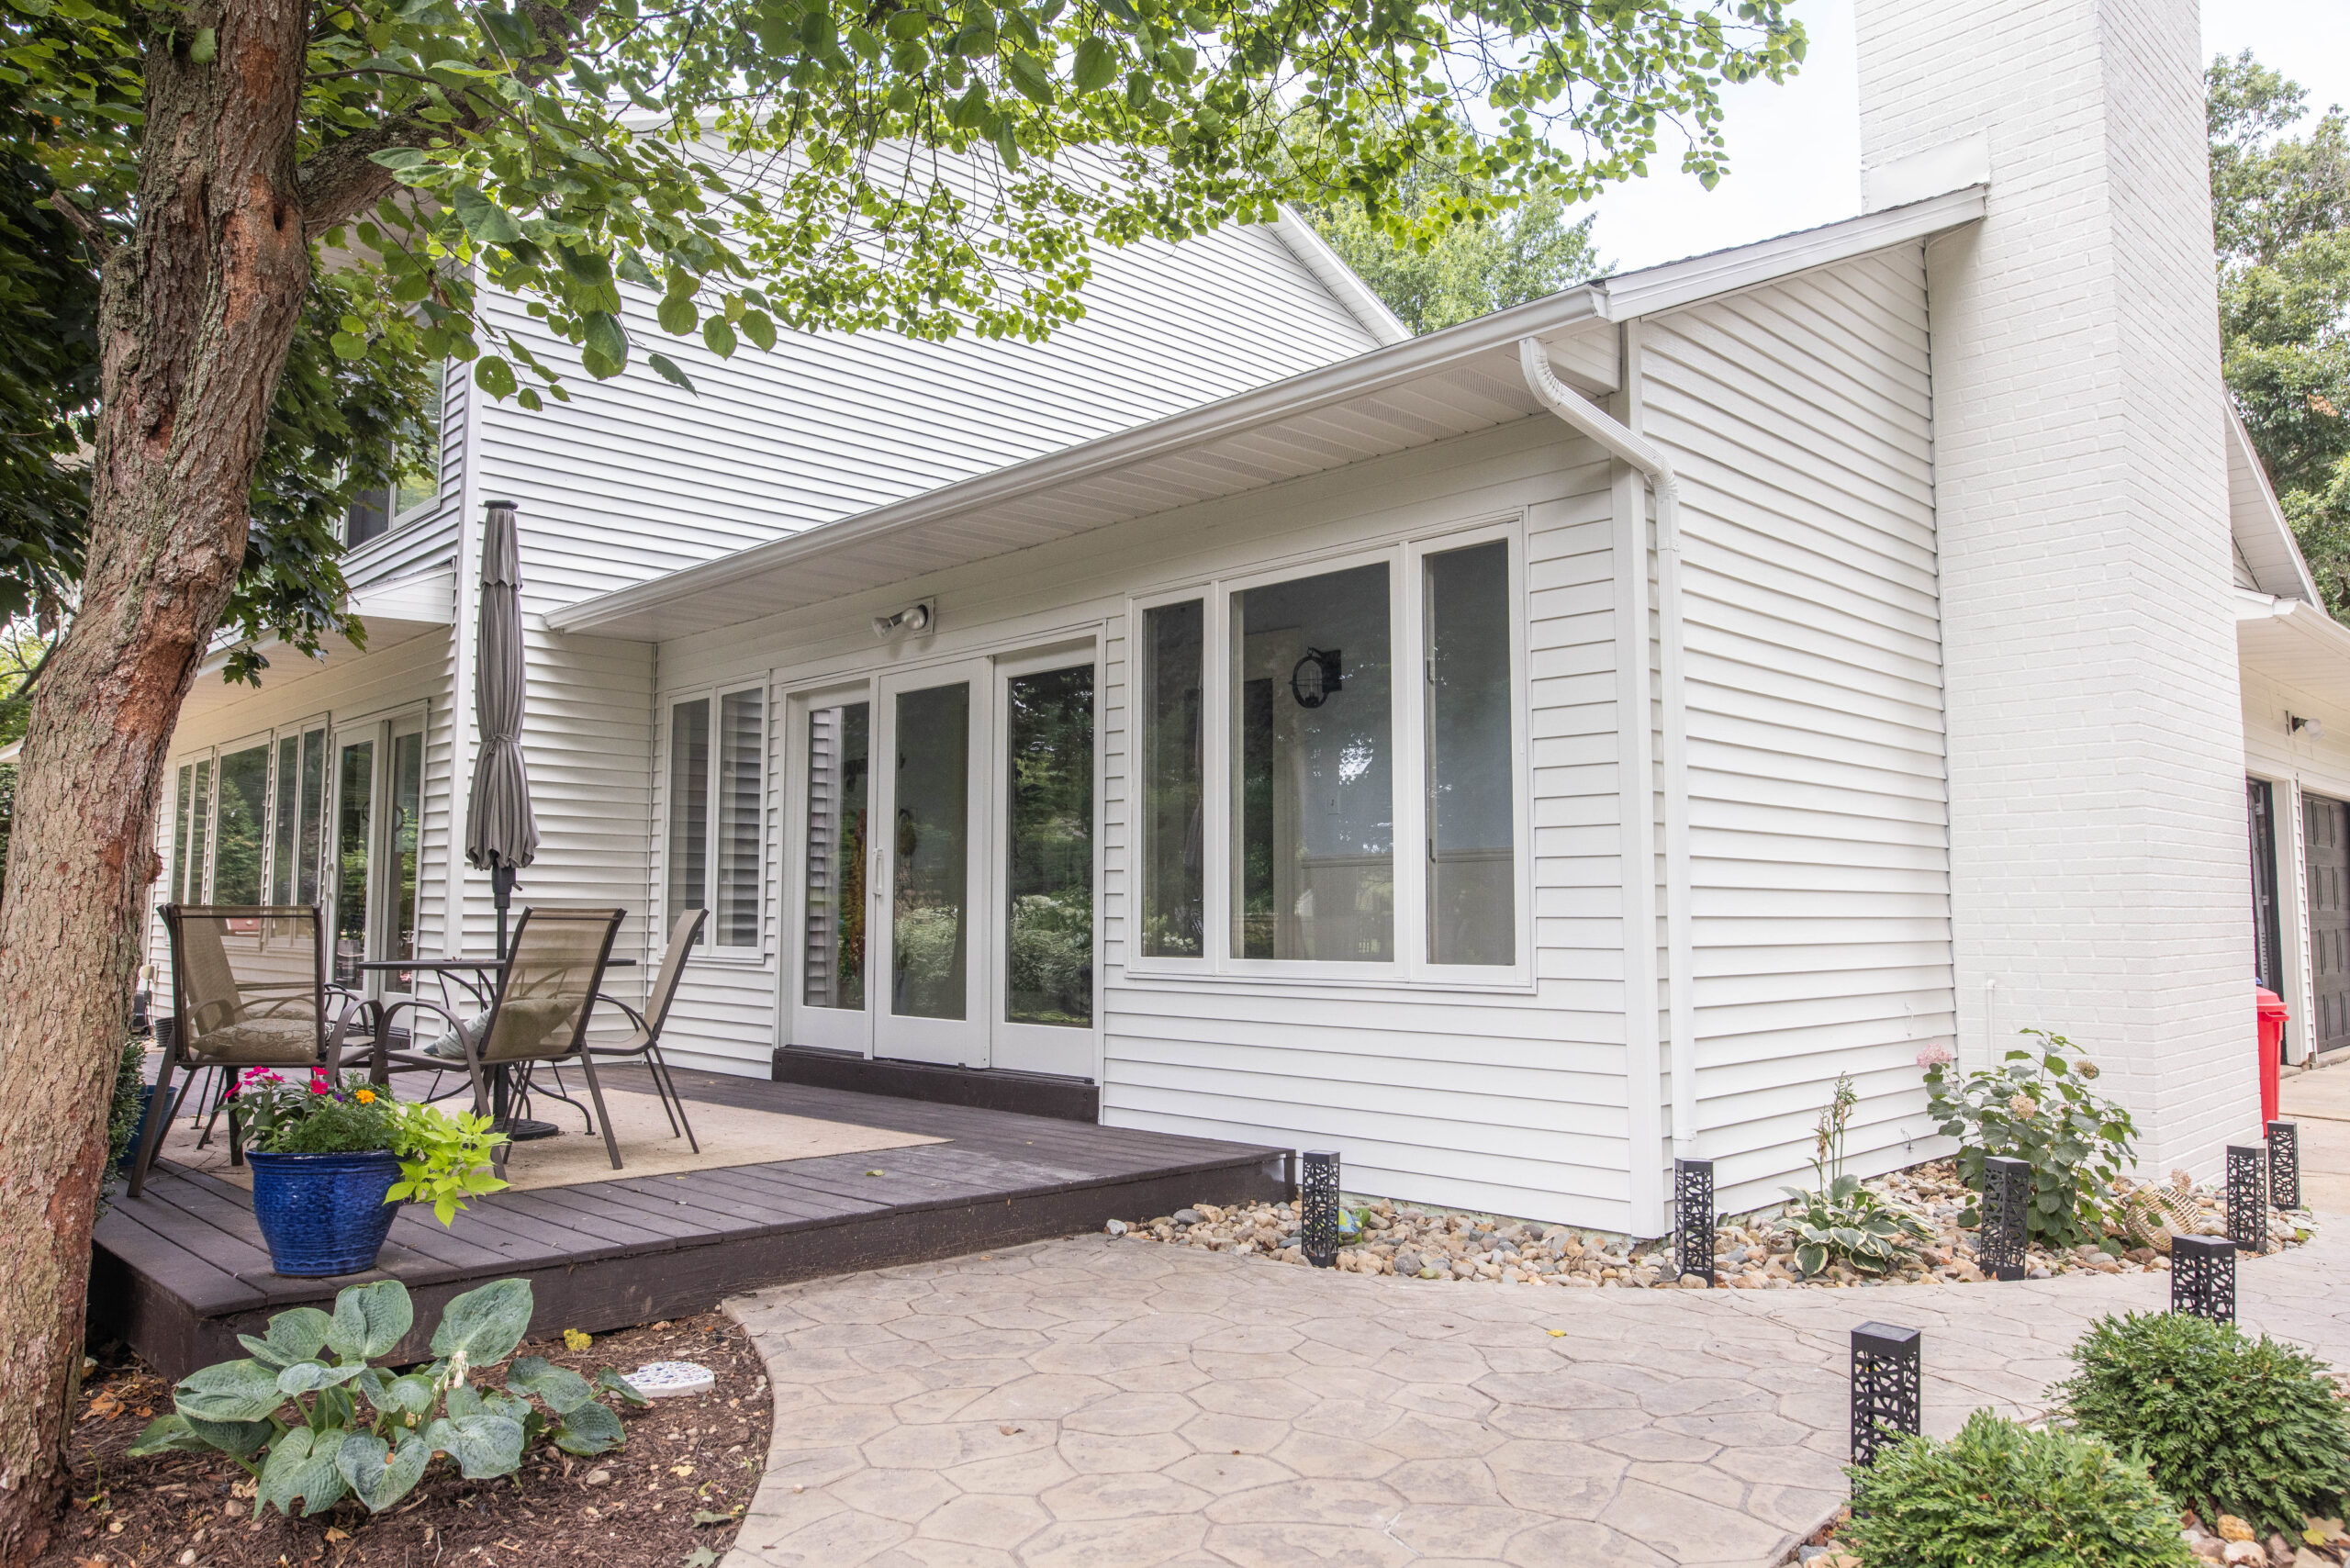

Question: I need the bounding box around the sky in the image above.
[1572,1,2350,274]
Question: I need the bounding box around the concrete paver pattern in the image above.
[721,1219,2350,1568]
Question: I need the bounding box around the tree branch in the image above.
[47,193,115,262]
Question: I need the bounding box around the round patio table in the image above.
[352,956,635,1142]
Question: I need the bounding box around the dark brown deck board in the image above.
[91,1068,1288,1380]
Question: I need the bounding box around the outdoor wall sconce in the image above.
[2268,1120,2300,1211]
[2171,1235,2237,1323]
[872,600,935,640]
[1300,1150,1340,1267]
[1673,1157,1715,1285]
[1850,1322,1922,1466]
[1978,1154,2031,1281]
[2227,1144,2267,1255]
[1290,648,1342,708]
[2292,714,2323,739]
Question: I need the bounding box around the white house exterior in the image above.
[146,0,2335,1238]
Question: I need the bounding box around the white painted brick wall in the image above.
[1856,0,2255,1176]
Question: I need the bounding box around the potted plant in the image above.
[233,1068,508,1277]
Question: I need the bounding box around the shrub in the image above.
[2058,1310,2350,1536]
[129,1277,649,1517]
[1845,1410,2196,1568]
[1779,1074,1930,1277]
[1924,1029,2137,1250]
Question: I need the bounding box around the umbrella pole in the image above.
[493,863,514,961]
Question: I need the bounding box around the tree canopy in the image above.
[2210,50,2350,617]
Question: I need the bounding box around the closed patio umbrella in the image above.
[464,498,538,958]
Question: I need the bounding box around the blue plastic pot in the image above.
[111,1085,159,1179]
[246,1149,404,1276]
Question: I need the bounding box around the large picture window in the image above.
[1132,526,1524,979]
[666,685,766,949]
[166,720,330,909]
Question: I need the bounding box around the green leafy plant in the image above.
[104,1035,150,1170]
[1925,1030,2138,1250]
[2058,1310,2350,1537]
[128,1278,649,1517]
[1845,1410,2196,1568]
[1779,1074,1930,1277]
[229,1068,507,1223]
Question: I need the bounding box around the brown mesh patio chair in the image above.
[371,907,627,1172]
[128,905,372,1197]
[585,906,705,1153]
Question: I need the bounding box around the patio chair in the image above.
[128,905,372,1197]
[370,906,628,1172]
[584,906,706,1154]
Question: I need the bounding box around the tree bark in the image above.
[0,0,313,1554]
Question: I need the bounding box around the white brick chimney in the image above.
[1855,0,2256,1174]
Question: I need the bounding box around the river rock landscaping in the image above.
[1111,1159,2315,1288]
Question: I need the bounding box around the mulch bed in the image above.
[36,1312,771,1568]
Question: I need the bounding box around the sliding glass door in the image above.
[329,712,426,993]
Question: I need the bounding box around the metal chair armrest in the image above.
[371,995,472,1077]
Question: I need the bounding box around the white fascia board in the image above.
[1595,185,1987,319]
[2228,408,2322,606]
[549,191,1988,638]
[0,737,18,766]
[1268,207,1413,347]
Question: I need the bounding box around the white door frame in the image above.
[873,661,993,1067]
[988,642,1102,1081]
[783,679,877,1056]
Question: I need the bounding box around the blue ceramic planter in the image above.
[247,1149,403,1276]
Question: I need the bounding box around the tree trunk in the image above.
[0,0,311,1553]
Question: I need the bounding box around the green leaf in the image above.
[189,26,215,62]
[549,1400,624,1455]
[596,1368,651,1407]
[738,309,776,352]
[128,1414,210,1457]
[423,1411,526,1479]
[656,294,698,335]
[330,1280,414,1361]
[338,1429,431,1511]
[369,148,429,173]
[683,1549,719,1568]
[1071,35,1117,93]
[175,1360,285,1423]
[702,317,737,359]
[1007,52,1054,106]
[646,353,696,394]
[277,1361,370,1396]
[583,310,630,373]
[258,1426,350,1518]
[475,357,519,398]
[449,185,525,245]
[507,1356,595,1415]
[431,1278,533,1367]
[240,1307,334,1371]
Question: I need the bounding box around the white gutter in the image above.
[1518,337,1698,1160]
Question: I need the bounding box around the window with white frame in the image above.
[167,719,332,906]
[666,685,766,947]
[1134,524,1524,976]
[343,362,448,547]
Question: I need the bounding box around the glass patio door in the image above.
[992,652,1097,1079]
[792,688,875,1054]
[329,713,425,994]
[872,664,991,1066]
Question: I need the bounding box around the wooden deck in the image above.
[91,1068,1288,1380]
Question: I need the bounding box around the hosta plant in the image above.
[1924,1029,2138,1250]
[1780,1073,1931,1277]
[128,1277,648,1517]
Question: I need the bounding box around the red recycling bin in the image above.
[2257,985,2289,1125]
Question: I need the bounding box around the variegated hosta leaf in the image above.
[175,1360,286,1424]
[372,1372,438,1422]
[328,1280,415,1361]
[424,1412,525,1479]
[443,1383,486,1420]
[430,1278,532,1368]
[549,1400,624,1456]
[185,1413,277,1458]
[258,1426,351,1518]
[507,1356,593,1415]
[276,1360,370,1396]
[238,1306,335,1370]
[596,1369,651,1407]
[127,1414,210,1458]
[337,1429,431,1511]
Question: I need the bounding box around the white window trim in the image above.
[778,677,878,1050]
[166,714,336,907]
[657,677,772,963]
[1121,512,1534,991]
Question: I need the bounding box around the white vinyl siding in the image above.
[1632,244,1953,1215]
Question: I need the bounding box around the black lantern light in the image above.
[1289,648,1343,709]
[2267,1120,2300,1213]
[1673,1158,1715,1285]
[1978,1155,2031,1282]
[1300,1150,1341,1268]
[2226,1145,2267,1255]
[1850,1322,1922,1466]
[2171,1234,2237,1323]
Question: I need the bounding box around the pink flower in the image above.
[1915,1044,1955,1069]
[2009,1093,2040,1120]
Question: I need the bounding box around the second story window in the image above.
[345,362,447,547]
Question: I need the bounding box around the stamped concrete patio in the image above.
[719,1213,2350,1568]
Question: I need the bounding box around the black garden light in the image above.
[2171,1234,2237,1323]
[1673,1158,1715,1285]
[1301,1150,1341,1268]
[1978,1155,2031,1282]
[2267,1120,2300,1212]
[1850,1322,1922,1466]
[2226,1144,2267,1255]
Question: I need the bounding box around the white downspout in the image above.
[1519,338,1699,1159]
